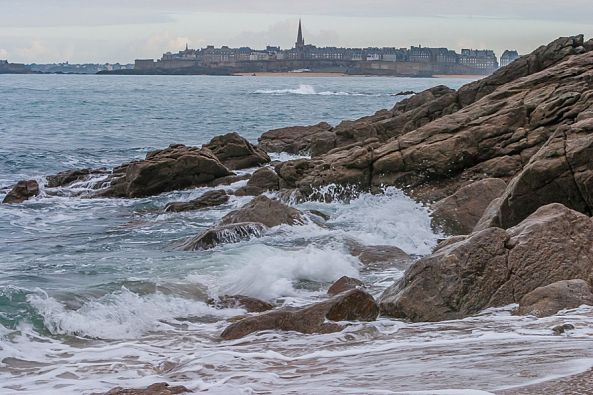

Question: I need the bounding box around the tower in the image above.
[295,19,305,49]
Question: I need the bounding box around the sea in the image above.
[1,74,593,395]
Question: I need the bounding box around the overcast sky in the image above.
[1,0,593,63]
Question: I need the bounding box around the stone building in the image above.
[500,50,520,67]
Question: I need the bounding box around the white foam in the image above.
[253,84,382,97]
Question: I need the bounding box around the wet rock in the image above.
[308,209,330,221]
[393,90,416,96]
[327,276,364,296]
[221,289,379,340]
[514,280,593,318]
[348,241,412,270]
[203,132,270,170]
[380,203,593,322]
[180,222,266,251]
[165,190,229,212]
[2,180,39,204]
[235,167,280,196]
[46,168,108,188]
[258,122,335,156]
[207,173,250,187]
[220,195,304,228]
[92,382,190,395]
[431,178,507,235]
[208,295,274,313]
[104,144,232,198]
[552,323,575,335]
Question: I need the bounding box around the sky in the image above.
[1,0,593,64]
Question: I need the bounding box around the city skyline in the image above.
[1,0,593,63]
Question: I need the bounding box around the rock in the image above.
[379,203,593,322]
[220,195,304,228]
[514,280,593,318]
[208,295,274,313]
[433,235,468,252]
[552,323,575,335]
[207,173,250,187]
[104,144,233,198]
[393,90,416,96]
[203,132,270,170]
[46,168,108,188]
[2,180,39,204]
[327,276,364,296]
[348,242,412,270]
[180,222,266,251]
[91,382,190,395]
[270,36,593,204]
[258,122,335,156]
[165,190,229,212]
[221,289,379,340]
[235,167,280,196]
[476,117,593,230]
[431,178,507,235]
[308,209,330,221]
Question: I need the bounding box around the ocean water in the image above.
[1,74,593,394]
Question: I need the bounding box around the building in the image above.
[500,50,520,67]
[459,49,499,72]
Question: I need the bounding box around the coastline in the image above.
[234,72,349,77]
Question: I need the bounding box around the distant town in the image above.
[0,21,520,77]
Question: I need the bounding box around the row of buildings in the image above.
[135,21,521,75]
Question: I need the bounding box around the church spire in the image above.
[295,19,305,49]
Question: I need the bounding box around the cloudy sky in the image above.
[1,0,593,63]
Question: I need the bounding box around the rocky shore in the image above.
[5,34,593,394]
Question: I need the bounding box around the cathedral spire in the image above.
[295,19,305,49]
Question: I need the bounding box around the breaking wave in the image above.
[253,84,384,96]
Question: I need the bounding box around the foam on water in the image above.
[254,84,384,97]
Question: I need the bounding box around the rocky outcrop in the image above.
[46,168,108,188]
[258,122,335,156]
[2,180,40,204]
[203,132,270,170]
[380,204,593,322]
[180,222,266,251]
[513,279,593,317]
[347,242,412,270]
[91,383,190,395]
[270,36,593,204]
[208,295,274,313]
[220,195,303,228]
[327,276,364,296]
[431,178,507,235]
[235,167,280,196]
[221,289,379,340]
[103,144,232,198]
[164,190,229,212]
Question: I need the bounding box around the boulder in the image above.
[235,167,280,196]
[203,132,270,170]
[207,173,250,187]
[220,195,304,228]
[2,180,39,204]
[327,276,364,296]
[221,289,379,340]
[46,168,108,188]
[180,222,266,251]
[431,178,507,235]
[514,279,593,317]
[104,144,233,198]
[258,122,335,156]
[164,190,229,212]
[208,295,274,313]
[348,242,412,270]
[380,204,593,322]
[91,383,190,395]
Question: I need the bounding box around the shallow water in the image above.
[2,75,593,394]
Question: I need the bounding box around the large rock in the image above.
[2,180,39,204]
[203,132,270,170]
[258,122,335,156]
[208,295,274,313]
[180,222,266,251]
[476,116,593,230]
[235,167,280,196]
[514,279,593,317]
[220,195,303,228]
[327,276,364,296]
[104,144,233,198]
[91,383,190,395]
[46,168,108,188]
[431,178,507,235]
[347,242,412,270]
[221,289,379,340]
[380,204,593,322]
[271,35,593,203]
[164,190,229,212]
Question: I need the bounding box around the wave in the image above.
[253,84,383,97]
